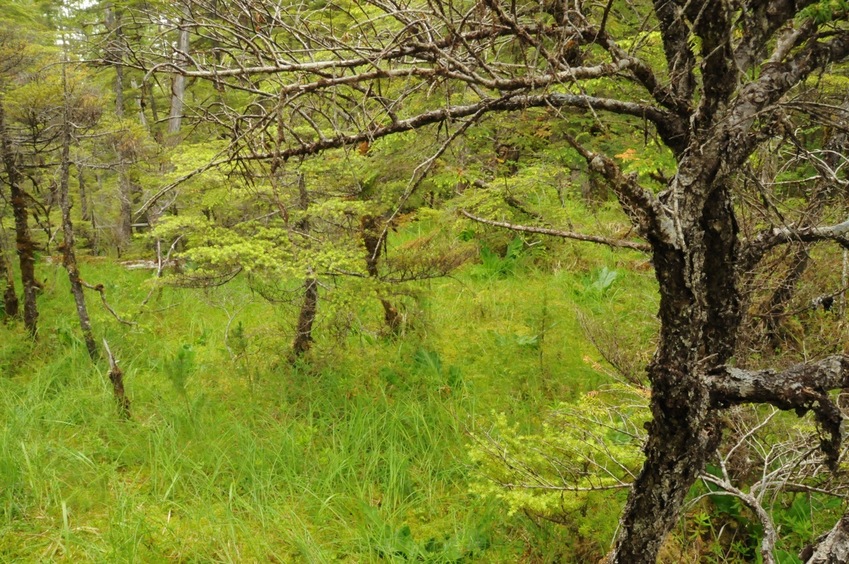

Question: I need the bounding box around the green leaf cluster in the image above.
[469,384,649,520]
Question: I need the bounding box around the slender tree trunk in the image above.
[90,172,101,255]
[0,98,38,336]
[105,4,133,250]
[292,277,318,356]
[291,174,318,357]
[104,339,131,418]
[131,79,147,128]
[146,80,160,142]
[361,214,400,332]
[58,63,98,361]
[104,5,124,118]
[0,237,18,319]
[78,163,90,222]
[117,169,133,245]
[167,16,190,140]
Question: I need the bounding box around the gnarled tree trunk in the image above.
[0,98,37,336]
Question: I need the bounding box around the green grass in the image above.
[0,229,659,562]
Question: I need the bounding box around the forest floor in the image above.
[5,214,817,562]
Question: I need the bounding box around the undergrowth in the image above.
[5,214,832,562]
[0,229,649,562]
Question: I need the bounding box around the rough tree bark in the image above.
[0,97,37,335]
[291,277,318,357]
[291,174,317,357]
[0,235,17,319]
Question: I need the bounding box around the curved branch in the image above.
[736,0,820,71]
[650,0,695,104]
[549,93,687,154]
[707,356,849,466]
[699,473,778,564]
[561,132,676,246]
[460,210,650,252]
[589,25,690,117]
[729,31,849,164]
[741,218,849,271]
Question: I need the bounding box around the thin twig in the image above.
[80,280,137,326]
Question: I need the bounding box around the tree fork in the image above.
[362,214,401,333]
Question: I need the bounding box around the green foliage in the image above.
[2,253,628,561]
[586,266,619,296]
[799,0,849,23]
[475,237,525,279]
[165,343,196,398]
[469,384,649,556]
[4,0,848,559]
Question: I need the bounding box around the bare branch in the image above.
[802,512,849,563]
[80,280,137,327]
[460,210,650,252]
[699,472,778,564]
[560,131,676,246]
[743,217,849,270]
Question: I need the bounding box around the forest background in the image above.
[2,0,849,562]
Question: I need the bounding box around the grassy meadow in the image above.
[0,219,663,562]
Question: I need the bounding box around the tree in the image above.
[0,229,18,318]
[166,5,190,140]
[57,56,99,361]
[0,18,45,336]
[129,0,849,559]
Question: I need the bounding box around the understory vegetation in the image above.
[0,217,640,561]
[2,211,846,562]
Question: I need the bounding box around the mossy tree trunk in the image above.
[291,174,318,357]
[0,236,17,319]
[0,97,37,336]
